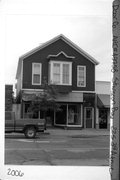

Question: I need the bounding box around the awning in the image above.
[56,92,83,102]
[97,94,110,108]
[22,93,42,101]
[22,92,83,103]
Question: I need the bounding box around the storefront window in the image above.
[55,104,82,126]
[68,105,81,125]
[23,102,39,119]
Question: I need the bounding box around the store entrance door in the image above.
[84,107,94,128]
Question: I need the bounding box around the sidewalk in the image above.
[44,128,110,137]
[5,128,110,139]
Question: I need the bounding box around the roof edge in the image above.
[19,34,99,65]
[16,34,99,78]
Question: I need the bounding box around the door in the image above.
[55,105,67,125]
[84,107,94,128]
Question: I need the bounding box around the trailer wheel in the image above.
[24,126,36,138]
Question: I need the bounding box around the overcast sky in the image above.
[1,0,112,89]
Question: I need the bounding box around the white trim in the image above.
[22,89,95,93]
[72,90,95,93]
[32,63,42,85]
[22,88,43,91]
[47,51,75,59]
[54,124,82,128]
[49,60,72,64]
[67,125,82,127]
[49,61,72,86]
[77,66,86,87]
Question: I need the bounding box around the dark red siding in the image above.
[22,39,95,91]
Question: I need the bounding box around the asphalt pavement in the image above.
[5,128,110,166]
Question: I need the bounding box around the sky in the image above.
[1,0,112,91]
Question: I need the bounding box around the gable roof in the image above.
[16,34,99,79]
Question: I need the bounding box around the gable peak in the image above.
[47,51,75,59]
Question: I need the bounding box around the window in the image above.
[53,63,61,84]
[63,64,70,84]
[32,63,42,85]
[68,104,82,125]
[49,61,72,85]
[77,66,86,87]
[23,103,39,119]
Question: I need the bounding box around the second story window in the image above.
[49,61,72,85]
[77,66,86,87]
[32,63,42,85]
[53,63,61,84]
[63,64,70,84]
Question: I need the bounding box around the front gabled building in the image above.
[15,34,102,129]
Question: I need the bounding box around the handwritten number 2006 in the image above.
[7,168,24,177]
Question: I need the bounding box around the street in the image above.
[5,129,110,166]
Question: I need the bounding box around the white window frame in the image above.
[77,65,86,87]
[49,61,72,86]
[32,63,42,85]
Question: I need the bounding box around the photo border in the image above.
[0,1,117,179]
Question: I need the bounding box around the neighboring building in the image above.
[5,85,13,111]
[15,34,110,129]
[96,81,110,129]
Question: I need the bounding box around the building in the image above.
[15,34,110,129]
[5,85,13,112]
[96,81,110,129]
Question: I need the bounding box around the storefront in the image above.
[18,91,99,129]
[21,101,83,128]
[20,91,84,128]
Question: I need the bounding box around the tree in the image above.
[28,77,61,129]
